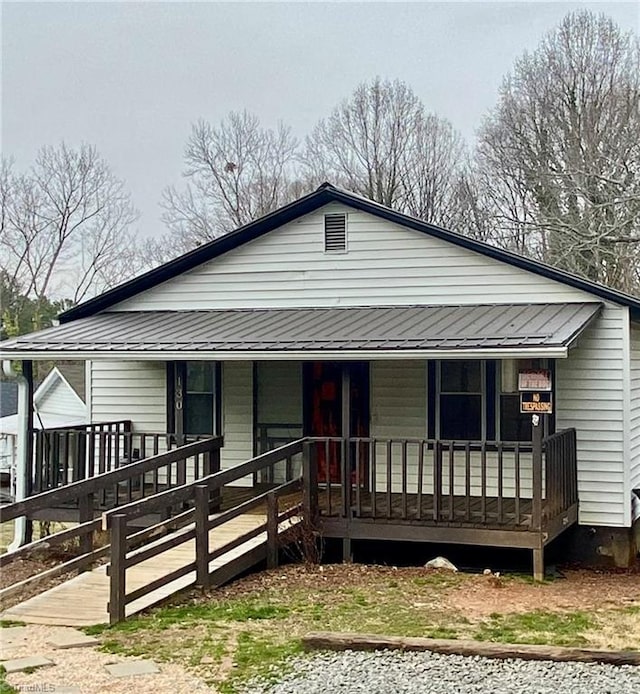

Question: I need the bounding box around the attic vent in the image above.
[324,214,347,252]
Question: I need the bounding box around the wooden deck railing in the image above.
[306,433,577,530]
[0,436,223,604]
[544,428,578,521]
[103,439,306,623]
[254,422,303,485]
[30,421,205,495]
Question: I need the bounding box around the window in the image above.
[438,360,483,440]
[430,359,549,442]
[499,359,541,441]
[168,361,221,437]
[185,362,218,435]
[324,214,347,252]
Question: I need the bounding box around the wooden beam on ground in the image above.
[301,632,640,666]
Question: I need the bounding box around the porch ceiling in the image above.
[0,303,602,360]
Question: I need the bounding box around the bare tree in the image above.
[0,143,139,304]
[306,78,422,206]
[399,114,470,228]
[476,11,640,292]
[305,78,470,227]
[161,111,300,249]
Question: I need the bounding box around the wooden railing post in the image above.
[211,445,221,511]
[109,513,127,624]
[194,484,210,589]
[302,441,318,525]
[433,441,441,521]
[531,415,544,582]
[78,492,95,559]
[266,491,278,569]
[532,416,543,532]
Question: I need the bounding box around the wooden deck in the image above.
[320,489,535,528]
[2,505,297,627]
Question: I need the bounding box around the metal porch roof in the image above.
[0,303,602,359]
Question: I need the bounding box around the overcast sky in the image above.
[2,1,639,239]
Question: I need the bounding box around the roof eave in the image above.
[0,347,570,361]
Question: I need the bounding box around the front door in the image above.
[304,362,370,483]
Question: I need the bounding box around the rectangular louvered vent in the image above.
[324,214,347,252]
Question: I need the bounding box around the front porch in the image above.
[306,431,578,576]
[14,417,578,579]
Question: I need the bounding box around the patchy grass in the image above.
[80,564,640,693]
[474,610,594,646]
[217,633,303,694]
[0,620,26,628]
[0,666,18,694]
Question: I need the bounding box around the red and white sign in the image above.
[518,369,552,392]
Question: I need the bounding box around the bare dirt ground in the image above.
[215,563,640,619]
[445,567,640,616]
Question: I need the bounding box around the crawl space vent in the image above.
[324,214,347,252]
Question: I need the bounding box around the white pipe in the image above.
[2,360,29,551]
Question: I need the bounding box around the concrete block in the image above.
[46,630,99,649]
[2,655,54,673]
[104,660,160,677]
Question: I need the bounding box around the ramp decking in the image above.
[2,509,296,627]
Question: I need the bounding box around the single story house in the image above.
[1,183,639,571]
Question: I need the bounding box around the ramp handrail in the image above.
[1,436,223,523]
[101,438,305,529]
[106,441,306,623]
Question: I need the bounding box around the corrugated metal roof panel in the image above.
[0,303,602,355]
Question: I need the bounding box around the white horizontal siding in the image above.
[89,360,166,433]
[370,361,425,493]
[630,323,640,520]
[89,360,168,483]
[221,361,253,486]
[256,361,303,428]
[370,361,426,439]
[556,306,628,527]
[111,203,600,311]
[255,361,303,482]
[36,379,86,420]
[369,361,536,496]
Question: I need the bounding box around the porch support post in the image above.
[531,413,544,581]
[341,364,352,563]
[341,365,351,518]
[342,537,352,563]
[3,360,34,550]
[302,441,318,525]
[532,545,544,583]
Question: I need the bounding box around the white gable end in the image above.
[36,376,86,420]
[113,203,602,311]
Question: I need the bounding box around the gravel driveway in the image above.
[241,649,640,694]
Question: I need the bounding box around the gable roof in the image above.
[60,183,640,323]
[34,366,86,408]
